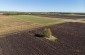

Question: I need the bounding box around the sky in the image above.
[0,0,85,12]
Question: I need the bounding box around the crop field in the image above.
[0,15,64,35]
[14,15,63,25]
[0,14,85,55]
[0,15,43,35]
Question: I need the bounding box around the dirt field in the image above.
[0,22,85,55]
[33,14,85,19]
[0,15,85,55]
[32,14,85,23]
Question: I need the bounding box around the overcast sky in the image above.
[0,0,85,12]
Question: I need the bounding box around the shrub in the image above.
[43,28,52,38]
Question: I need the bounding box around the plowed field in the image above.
[0,22,85,55]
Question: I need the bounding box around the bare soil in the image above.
[0,22,85,55]
[32,14,85,19]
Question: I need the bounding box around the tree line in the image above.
[0,12,85,15]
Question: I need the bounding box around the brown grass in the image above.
[0,15,42,35]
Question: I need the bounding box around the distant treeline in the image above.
[1,12,85,15]
[3,12,30,15]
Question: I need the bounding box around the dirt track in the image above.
[0,22,85,55]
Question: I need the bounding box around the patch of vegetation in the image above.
[34,28,57,41]
[15,15,63,25]
[43,28,57,41]
[43,28,52,38]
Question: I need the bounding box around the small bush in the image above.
[43,28,52,38]
[35,28,57,41]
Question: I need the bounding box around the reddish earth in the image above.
[32,14,85,19]
[0,22,85,55]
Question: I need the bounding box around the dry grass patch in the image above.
[0,15,42,35]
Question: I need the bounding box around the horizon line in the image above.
[0,11,85,13]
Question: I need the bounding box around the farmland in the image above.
[0,15,42,35]
[0,15,64,35]
[0,13,85,55]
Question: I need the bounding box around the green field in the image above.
[15,15,63,25]
[0,15,85,35]
[0,15,64,35]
